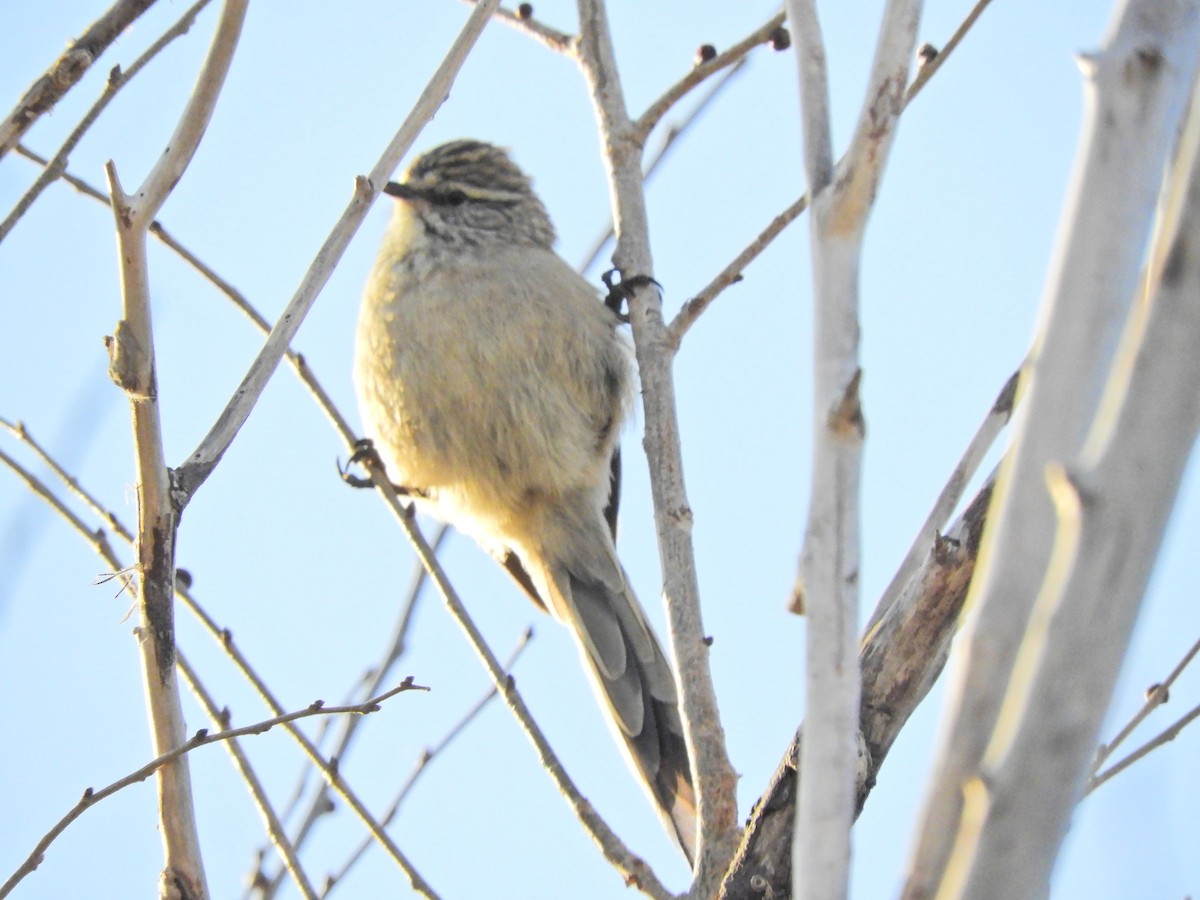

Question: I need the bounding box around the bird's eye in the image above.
[438,188,469,206]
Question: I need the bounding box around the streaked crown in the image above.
[386,140,556,251]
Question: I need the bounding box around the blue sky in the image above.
[1,2,1197,898]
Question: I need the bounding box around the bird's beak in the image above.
[383,181,421,201]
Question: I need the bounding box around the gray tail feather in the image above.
[565,569,697,864]
[510,500,697,862]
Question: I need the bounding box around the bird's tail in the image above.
[517,502,697,864]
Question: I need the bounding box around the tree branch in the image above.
[950,46,1200,894]
[101,2,247,895]
[353,450,675,899]
[579,57,751,276]
[1086,632,1200,789]
[634,13,787,144]
[0,678,426,899]
[719,475,994,898]
[670,0,999,347]
[0,0,214,245]
[175,655,318,900]
[318,631,533,898]
[904,3,1200,893]
[0,0,160,158]
[460,0,574,52]
[575,1,739,892]
[252,525,450,899]
[174,0,502,503]
[785,2,923,895]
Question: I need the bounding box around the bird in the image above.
[353,139,697,862]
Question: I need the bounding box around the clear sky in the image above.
[1,2,1196,898]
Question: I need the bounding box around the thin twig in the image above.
[1086,632,1200,790]
[904,0,996,104]
[1,416,135,544]
[634,12,787,144]
[863,368,1019,631]
[460,0,574,52]
[578,58,750,275]
[173,0,504,502]
[253,524,451,900]
[175,654,318,900]
[669,0,997,346]
[0,445,132,593]
[355,449,673,899]
[0,0,161,158]
[1087,700,1200,794]
[0,679,426,899]
[668,193,809,348]
[319,629,534,898]
[1,420,437,894]
[173,588,442,896]
[0,0,214,244]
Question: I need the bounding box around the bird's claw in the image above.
[601,269,662,323]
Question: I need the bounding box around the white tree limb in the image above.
[904,1,1200,895]
[103,2,247,896]
[785,1,922,897]
[954,62,1200,898]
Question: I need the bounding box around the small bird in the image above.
[353,139,697,861]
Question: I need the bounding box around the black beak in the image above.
[383,181,421,201]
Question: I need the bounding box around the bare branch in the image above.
[1,415,136,544]
[669,193,809,349]
[319,630,534,898]
[460,0,574,52]
[576,1,739,891]
[864,369,1018,632]
[904,0,996,104]
[175,655,318,900]
[253,525,450,899]
[0,0,160,158]
[719,476,994,898]
[100,2,248,894]
[951,74,1200,893]
[1087,699,1200,793]
[1,418,435,895]
[352,450,675,899]
[1087,632,1200,788]
[11,143,363,453]
[786,0,833,195]
[904,4,1200,893]
[174,0,503,503]
[579,58,750,276]
[0,678,426,899]
[785,1,923,894]
[634,13,787,144]
[0,0,214,244]
[0,444,132,598]
[670,0,998,345]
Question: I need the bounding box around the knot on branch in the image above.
[50,46,94,92]
[105,320,154,399]
[828,368,865,439]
